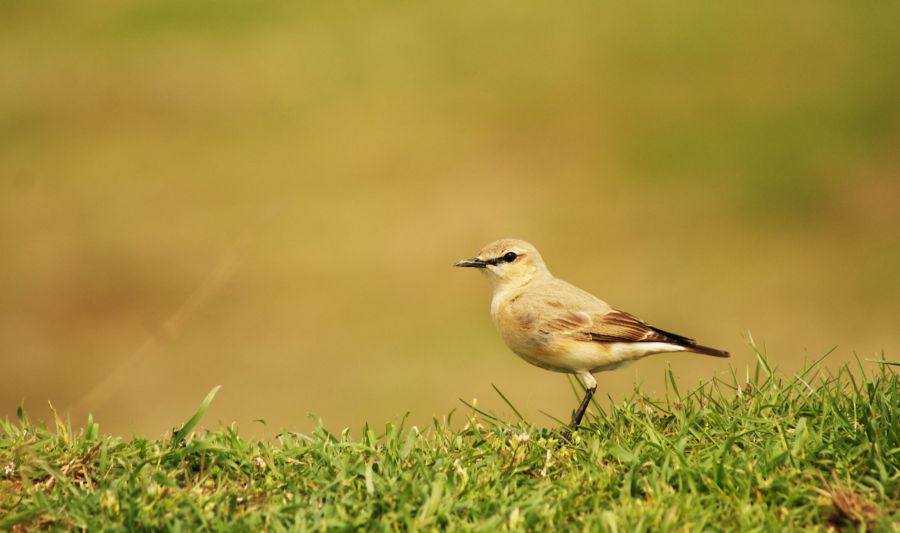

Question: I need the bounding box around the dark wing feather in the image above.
[587,309,696,344]
[538,308,694,344]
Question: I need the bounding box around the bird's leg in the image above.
[570,386,596,427]
[569,371,598,429]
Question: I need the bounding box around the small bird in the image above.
[455,238,729,428]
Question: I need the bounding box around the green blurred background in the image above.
[2,1,898,437]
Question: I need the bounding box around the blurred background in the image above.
[2,1,898,437]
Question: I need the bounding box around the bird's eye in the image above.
[502,252,518,263]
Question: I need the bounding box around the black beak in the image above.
[454,257,487,268]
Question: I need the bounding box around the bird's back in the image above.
[508,276,611,318]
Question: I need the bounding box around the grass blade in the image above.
[171,385,221,447]
[491,384,527,423]
[867,359,899,366]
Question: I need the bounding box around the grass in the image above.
[1,349,897,531]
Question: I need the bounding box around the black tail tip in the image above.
[692,344,730,358]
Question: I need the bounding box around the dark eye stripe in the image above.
[484,252,520,266]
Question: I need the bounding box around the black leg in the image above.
[570,386,597,428]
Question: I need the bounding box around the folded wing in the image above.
[541,307,689,341]
[539,307,729,357]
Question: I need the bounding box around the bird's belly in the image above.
[501,332,680,374]
[495,327,551,370]
[498,329,608,373]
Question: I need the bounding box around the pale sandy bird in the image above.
[456,238,729,428]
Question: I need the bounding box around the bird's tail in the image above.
[685,343,730,358]
[648,324,730,358]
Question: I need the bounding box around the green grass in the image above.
[2,351,897,531]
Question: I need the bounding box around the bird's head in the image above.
[455,238,550,291]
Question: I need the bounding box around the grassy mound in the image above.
[2,352,897,531]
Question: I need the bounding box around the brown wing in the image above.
[588,308,697,344]
[539,310,594,342]
[539,307,696,345]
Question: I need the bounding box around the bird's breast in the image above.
[491,294,558,367]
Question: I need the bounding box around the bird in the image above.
[455,238,729,429]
